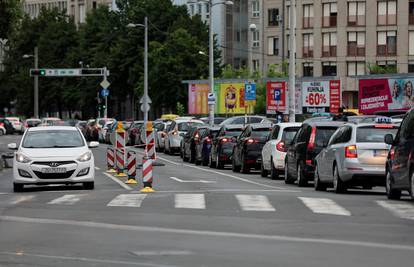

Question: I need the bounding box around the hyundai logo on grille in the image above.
[49,162,60,167]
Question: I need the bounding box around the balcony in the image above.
[322,46,337,57]
[303,47,314,58]
[303,17,314,29]
[322,16,337,27]
[347,44,365,56]
[378,14,397,25]
[377,45,397,56]
[347,15,365,26]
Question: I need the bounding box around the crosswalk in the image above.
[2,192,414,221]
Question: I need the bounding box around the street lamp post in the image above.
[127,17,149,124]
[23,47,39,119]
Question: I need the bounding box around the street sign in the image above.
[46,69,81,76]
[273,89,281,100]
[244,82,256,101]
[139,96,152,104]
[207,93,215,105]
[100,79,110,89]
[30,68,109,77]
[101,88,109,97]
[141,103,150,112]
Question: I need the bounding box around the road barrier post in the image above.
[115,122,127,177]
[126,150,138,184]
[145,121,156,160]
[106,147,116,173]
[140,154,154,193]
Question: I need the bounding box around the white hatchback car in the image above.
[261,123,302,179]
[9,126,98,192]
[164,119,204,154]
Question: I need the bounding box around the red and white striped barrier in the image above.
[116,148,126,177]
[145,122,156,160]
[106,147,116,173]
[142,156,153,189]
[115,122,127,177]
[126,150,137,184]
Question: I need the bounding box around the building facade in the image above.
[249,0,414,108]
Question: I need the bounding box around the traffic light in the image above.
[96,103,107,111]
[30,69,46,76]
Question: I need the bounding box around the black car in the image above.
[195,126,220,166]
[285,121,345,186]
[181,125,209,163]
[209,124,244,169]
[0,118,15,134]
[384,109,414,200]
[232,124,272,173]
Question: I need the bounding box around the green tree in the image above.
[0,0,22,39]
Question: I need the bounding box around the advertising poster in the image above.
[266,81,287,114]
[217,83,250,114]
[188,83,209,114]
[359,78,414,114]
[302,80,340,113]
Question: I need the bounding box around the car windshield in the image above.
[27,120,40,127]
[47,120,64,126]
[22,130,85,148]
[154,123,164,131]
[356,126,398,143]
[282,127,300,143]
[315,127,338,148]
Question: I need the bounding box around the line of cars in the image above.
[156,113,413,201]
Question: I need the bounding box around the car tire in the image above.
[202,155,209,166]
[0,129,4,136]
[83,182,94,190]
[216,154,224,169]
[240,154,250,174]
[232,156,240,172]
[208,154,216,168]
[385,171,401,200]
[189,149,196,163]
[410,172,414,200]
[13,183,24,192]
[297,163,308,187]
[270,158,279,180]
[314,164,327,191]
[333,165,346,194]
[260,162,268,177]
[284,161,294,184]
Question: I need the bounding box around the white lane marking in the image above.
[102,172,132,190]
[95,166,101,170]
[134,150,288,190]
[3,215,414,251]
[130,250,194,256]
[298,197,351,216]
[236,195,276,211]
[175,194,205,209]
[9,195,35,205]
[107,194,147,208]
[145,189,300,193]
[47,194,84,205]
[0,251,176,267]
[169,176,216,183]
[376,200,414,220]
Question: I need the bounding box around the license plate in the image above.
[373,150,387,157]
[41,168,66,173]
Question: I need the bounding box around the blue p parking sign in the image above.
[245,82,256,101]
[273,89,281,101]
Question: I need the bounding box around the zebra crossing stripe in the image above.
[48,194,84,205]
[175,194,205,209]
[235,195,276,211]
[107,194,147,208]
[376,200,414,220]
[298,197,351,216]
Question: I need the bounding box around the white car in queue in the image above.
[9,126,98,192]
[261,123,302,179]
[164,118,204,154]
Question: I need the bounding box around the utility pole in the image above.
[208,1,214,126]
[281,0,285,73]
[288,0,296,122]
[34,47,39,119]
[104,66,108,119]
[143,16,149,123]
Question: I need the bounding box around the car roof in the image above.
[275,122,302,128]
[304,121,346,127]
[224,124,244,129]
[249,123,273,129]
[28,126,78,131]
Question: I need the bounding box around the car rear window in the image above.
[282,127,300,143]
[178,122,189,132]
[225,129,242,136]
[356,126,398,143]
[315,127,338,147]
[251,128,272,138]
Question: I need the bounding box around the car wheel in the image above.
[240,154,250,174]
[208,154,216,168]
[333,165,346,194]
[0,129,4,136]
[284,161,294,184]
[216,153,224,169]
[270,158,279,180]
[385,171,400,199]
[189,149,196,163]
[13,183,24,192]
[297,163,308,187]
[410,172,414,200]
[183,149,189,162]
[232,156,240,172]
[260,161,268,177]
[314,164,327,191]
[83,182,94,190]
[202,154,209,166]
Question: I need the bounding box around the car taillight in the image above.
[205,137,212,144]
[389,147,395,160]
[246,138,257,144]
[220,138,229,144]
[307,127,316,151]
[345,145,358,158]
[305,159,312,165]
[276,141,286,152]
[0,123,3,127]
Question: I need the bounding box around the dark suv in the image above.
[384,110,414,200]
[209,124,244,169]
[181,125,209,163]
[285,121,345,186]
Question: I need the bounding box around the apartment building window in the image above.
[198,3,202,14]
[252,30,260,47]
[303,4,314,28]
[268,37,279,56]
[190,4,194,15]
[206,3,209,14]
[409,61,414,72]
[377,60,397,72]
[348,1,365,26]
[252,60,260,71]
[303,63,313,77]
[347,62,365,76]
[378,1,396,25]
[252,1,260,18]
[347,32,365,56]
[322,62,337,76]
[322,32,337,57]
[286,5,290,29]
[410,31,414,55]
[268,8,279,26]
[322,2,337,27]
[303,33,314,58]
[79,4,85,23]
[410,1,414,25]
[377,31,397,56]
[92,1,97,9]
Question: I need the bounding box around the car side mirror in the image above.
[88,141,99,148]
[384,134,394,145]
[8,143,17,150]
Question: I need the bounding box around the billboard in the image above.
[217,83,251,114]
[188,83,209,114]
[301,80,341,113]
[359,78,413,114]
[266,81,302,115]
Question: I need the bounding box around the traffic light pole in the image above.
[34,47,39,119]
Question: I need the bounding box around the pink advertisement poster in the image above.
[188,83,209,114]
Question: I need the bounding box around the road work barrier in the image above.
[145,121,156,160]
[106,147,116,173]
[140,155,154,193]
[115,122,127,177]
[126,150,137,184]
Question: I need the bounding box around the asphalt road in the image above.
[0,134,414,266]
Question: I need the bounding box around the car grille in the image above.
[33,170,75,179]
[32,161,76,167]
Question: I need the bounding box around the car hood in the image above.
[19,147,89,159]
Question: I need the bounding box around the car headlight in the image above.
[16,153,31,163]
[77,151,92,162]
